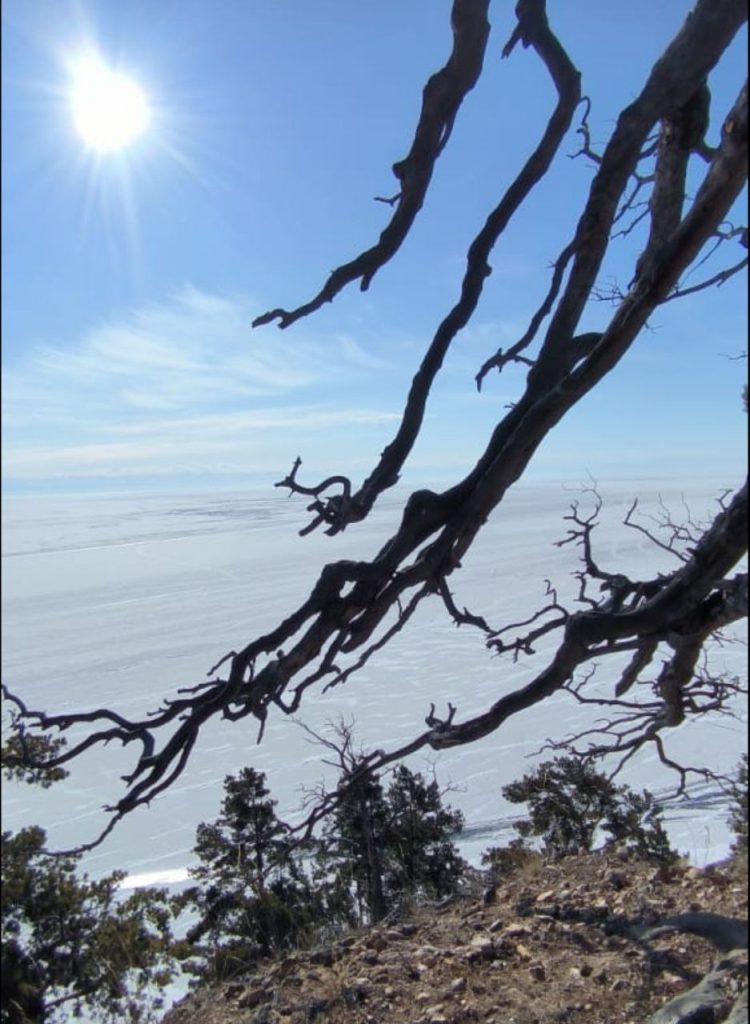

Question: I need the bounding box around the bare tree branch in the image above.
[275,6,583,532]
[252,0,491,330]
[568,95,603,165]
[475,238,577,390]
[662,253,749,301]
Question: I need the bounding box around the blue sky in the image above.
[2,1,747,495]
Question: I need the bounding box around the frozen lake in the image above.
[2,478,747,886]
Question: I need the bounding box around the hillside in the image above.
[162,851,747,1024]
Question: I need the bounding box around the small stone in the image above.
[465,935,496,963]
[606,870,628,890]
[610,978,629,992]
[237,986,268,1009]
[308,947,334,966]
[425,1011,448,1024]
[449,977,467,994]
[536,888,556,903]
[649,863,678,885]
[529,963,546,982]
[487,918,504,933]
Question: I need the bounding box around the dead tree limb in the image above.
[252,0,491,330]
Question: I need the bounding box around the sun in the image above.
[69,56,150,153]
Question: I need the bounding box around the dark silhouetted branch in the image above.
[252,0,491,330]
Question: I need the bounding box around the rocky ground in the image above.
[161,852,747,1024]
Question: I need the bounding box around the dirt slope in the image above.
[162,852,747,1024]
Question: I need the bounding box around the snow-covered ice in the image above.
[2,478,746,886]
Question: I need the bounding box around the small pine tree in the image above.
[323,762,465,923]
[1,828,175,1024]
[175,768,321,982]
[728,753,748,856]
[1,734,176,1024]
[481,838,539,882]
[1,733,68,788]
[322,767,390,924]
[382,765,465,900]
[502,756,675,862]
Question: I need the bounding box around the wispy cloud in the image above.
[334,334,393,371]
[3,286,401,481]
[23,284,327,406]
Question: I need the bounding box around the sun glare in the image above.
[70,56,150,153]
